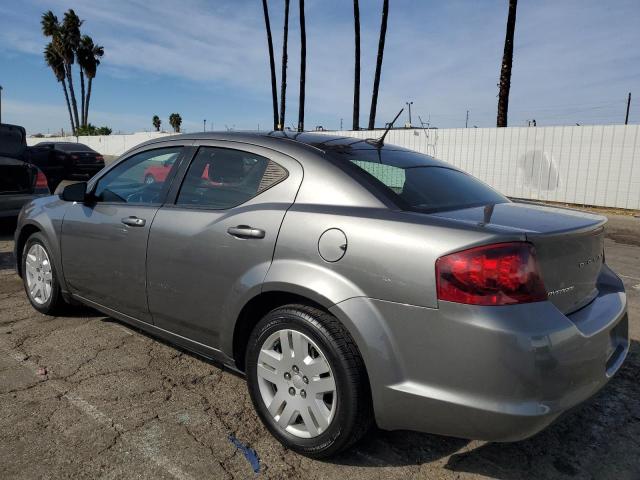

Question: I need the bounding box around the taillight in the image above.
[436,242,547,306]
[33,169,50,193]
[96,155,104,162]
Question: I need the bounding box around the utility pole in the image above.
[340,118,343,130]
[465,110,469,128]
[203,119,207,131]
[405,101,413,126]
[625,92,631,125]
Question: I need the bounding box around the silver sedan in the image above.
[14,132,629,457]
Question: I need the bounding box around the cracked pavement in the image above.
[0,213,639,479]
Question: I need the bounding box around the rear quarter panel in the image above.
[266,206,523,308]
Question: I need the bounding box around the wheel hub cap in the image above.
[25,243,53,305]
[256,329,337,438]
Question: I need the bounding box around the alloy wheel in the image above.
[256,328,337,438]
[25,243,53,305]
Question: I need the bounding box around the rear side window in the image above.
[176,147,287,209]
[329,149,507,212]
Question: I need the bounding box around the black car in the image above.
[0,157,50,218]
[0,124,50,218]
[29,142,105,189]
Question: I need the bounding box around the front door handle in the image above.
[227,225,265,239]
[121,216,146,227]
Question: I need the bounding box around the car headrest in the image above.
[209,154,244,182]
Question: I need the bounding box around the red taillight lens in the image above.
[34,169,50,193]
[95,155,104,162]
[436,242,547,306]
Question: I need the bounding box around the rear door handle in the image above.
[227,225,265,239]
[121,216,146,227]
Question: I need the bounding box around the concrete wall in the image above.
[322,125,640,210]
[28,125,640,209]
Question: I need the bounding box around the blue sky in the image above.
[1,0,639,134]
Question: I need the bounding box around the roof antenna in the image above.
[366,108,404,147]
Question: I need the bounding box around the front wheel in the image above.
[22,233,66,315]
[246,304,372,458]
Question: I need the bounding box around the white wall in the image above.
[26,132,173,157]
[323,125,640,210]
[28,125,640,209]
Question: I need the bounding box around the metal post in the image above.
[0,85,3,124]
[465,110,469,128]
[203,119,207,131]
[625,92,631,125]
[340,118,343,130]
[406,101,413,126]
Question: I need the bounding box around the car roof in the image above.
[139,131,446,167]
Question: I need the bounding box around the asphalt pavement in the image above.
[1,212,639,480]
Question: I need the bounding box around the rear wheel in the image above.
[22,233,66,315]
[246,304,372,458]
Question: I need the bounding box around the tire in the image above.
[246,304,372,458]
[22,233,67,315]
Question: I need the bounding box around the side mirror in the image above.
[61,181,89,202]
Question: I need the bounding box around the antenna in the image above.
[366,108,404,147]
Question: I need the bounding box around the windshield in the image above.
[329,148,508,212]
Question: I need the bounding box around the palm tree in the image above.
[169,113,182,133]
[261,0,279,131]
[297,0,306,132]
[352,0,361,131]
[368,0,389,130]
[44,42,75,134]
[279,0,290,130]
[61,9,82,130]
[497,0,518,127]
[152,115,161,132]
[77,35,103,126]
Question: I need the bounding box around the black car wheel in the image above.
[246,304,372,458]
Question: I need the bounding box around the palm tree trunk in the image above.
[279,0,290,131]
[80,68,86,127]
[61,77,75,135]
[353,0,361,131]
[297,0,306,132]
[65,63,80,132]
[85,78,93,126]
[368,0,389,130]
[497,0,518,127]
[261,0,279,131]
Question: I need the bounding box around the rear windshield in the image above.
[329,149,507,212]
[55,143,95,152]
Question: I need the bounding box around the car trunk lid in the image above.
[431,201,606,313]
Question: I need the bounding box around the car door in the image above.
[146,142,303,348]
[61,145,190,322]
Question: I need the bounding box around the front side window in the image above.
[176,147,287,209]
[93,147,183,204]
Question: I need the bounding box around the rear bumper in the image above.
[69,164,104,179]
[330,264,628,442]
